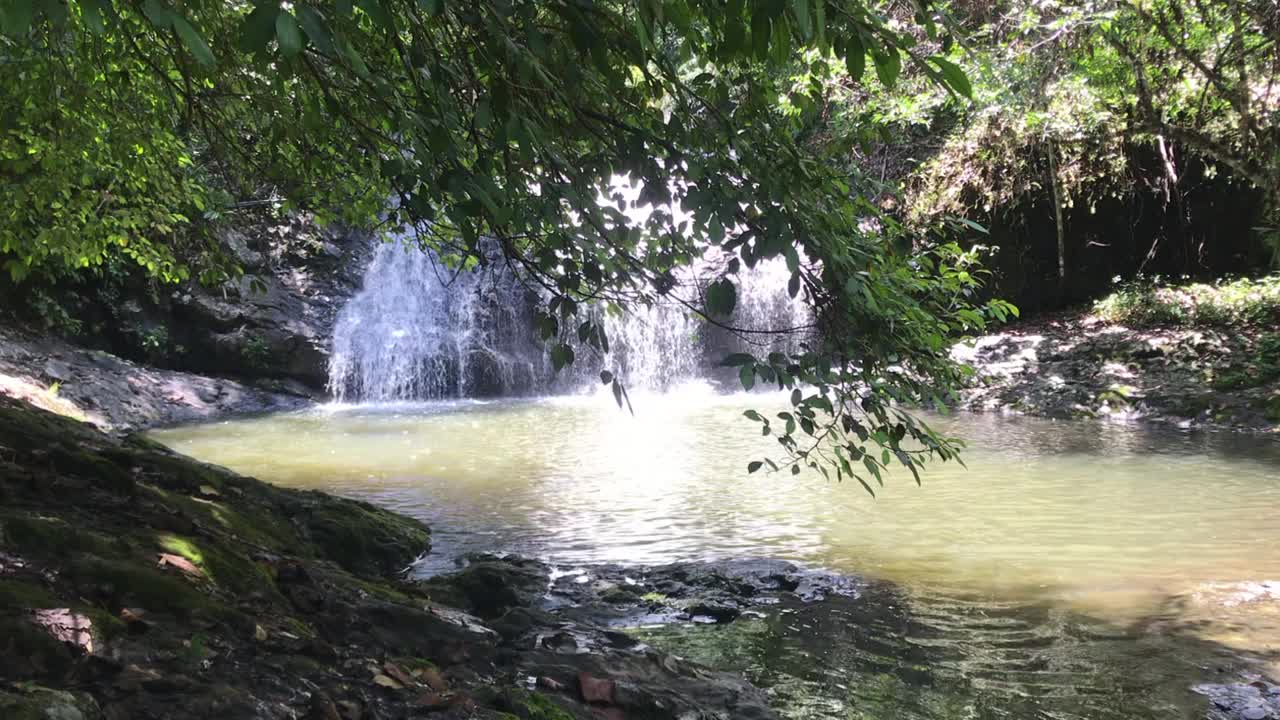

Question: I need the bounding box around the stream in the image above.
[150,389,1280,719]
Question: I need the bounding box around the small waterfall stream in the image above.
[327,240,811,402]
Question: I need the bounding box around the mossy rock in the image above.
[155,533,281,599]
[0,618,76,681]
[0,579,59,609]
[0,686,100,720]
[1,515,119,559]
[492,689,578,720]
[1264,393,1280,422]
[65,555,233,623]
[303,500,429,577]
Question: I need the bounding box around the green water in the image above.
[150,390,1280,718]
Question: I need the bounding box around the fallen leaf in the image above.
[418,666,448,692]
[538,676,565,691]
[373,673,404,690]
[197,484,220,497]
[31,608,93,653]
[412,692,448,709]
[382,661,416,687]
[157,553,203,578]
[253,624,268,642]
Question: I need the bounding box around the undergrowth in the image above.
[1092,275,1280,327]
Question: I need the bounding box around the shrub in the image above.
[1092,276,1280,328]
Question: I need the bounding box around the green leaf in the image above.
[358,0,392,28]
[79,0,107,34]
[706,277,737,316]
[599,370,613,385]
[844,33,865,81]
[297,6,334,55]
[791,0,809,37]
[172,15,215,66]
[550,343,575,371]
[739,364,755,391]
[1,0,34,35]
[930,56,972,98]
[873,48,901,87]
[747,460,763,473]
[141,0,171,28]
[239,4,279,53]
[275,11,303,57]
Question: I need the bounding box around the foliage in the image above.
[1,0,1006,488]
[904,0,1279,257]
[1092,275,1280,327]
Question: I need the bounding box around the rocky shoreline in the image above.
[0,323,310,434]
[0,395,823,720]
[952,309,1280,434]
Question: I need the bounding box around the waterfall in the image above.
[726,257,813,357]
[327,241,812,402]
[327,242,546,402]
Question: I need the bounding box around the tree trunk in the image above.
[1047,142,1067,294]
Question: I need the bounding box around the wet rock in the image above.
[1195,681,1280,720]
[578,672,615,704]
[0,324,309,433]
[424,556,550,618]
[307,691,342,720]
[0,686,100,720]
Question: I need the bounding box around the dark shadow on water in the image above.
[631,580,1278,720]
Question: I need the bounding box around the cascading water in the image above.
[327,240,812,402]
[327,242,547,401]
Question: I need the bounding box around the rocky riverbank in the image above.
[0,396,795,719]
[952,307,1280,433]
[0,323,309,434]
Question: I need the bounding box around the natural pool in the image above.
[150,389,1280,719]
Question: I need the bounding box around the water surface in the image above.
[150,391,1280,718]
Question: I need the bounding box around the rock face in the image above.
[0,324,307,433]
[167,217,373,390]
[0,212,374,396]
[0,396,779,720]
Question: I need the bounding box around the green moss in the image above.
[0,687,98,720]
[1093,275,1280,328]
[158,534,205,566]
[391,656,437,672]
[521,692,576,720]
[1264,394,1280,422]
[0,579,58,608]
[155,533,279,598]
[305,502,430,576]
[283,616,317,639]
[142,484,300,557]
[68,555,224,620]
[349,575,418,604]
[1,515,116,558]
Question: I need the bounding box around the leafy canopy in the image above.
[1,0,1010,490]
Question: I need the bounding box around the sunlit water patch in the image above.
[150,394,1280,717]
